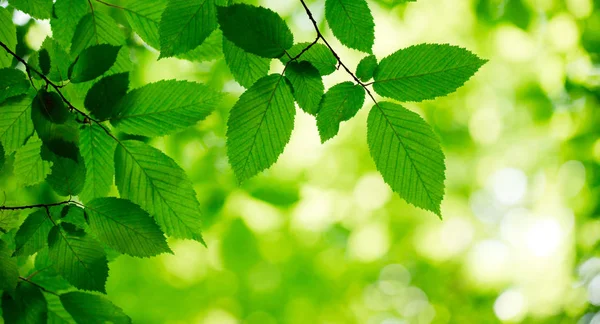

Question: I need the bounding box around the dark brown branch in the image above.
[19,276,60,296]
[0,200,71,211]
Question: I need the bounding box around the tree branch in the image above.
[18,276,60,296]
[0,200,71,211]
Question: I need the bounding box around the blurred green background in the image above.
[2,0,600,323]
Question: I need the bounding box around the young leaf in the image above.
[71,12,126,57]
[14,210,53,257]
[356,54,377,82]
[2,282,47,323]
[285,61,324,115]
[223,37,270,88]
[316,82,365,142]
[0,7,17,68]
[122,0,168,49]
[46,153,87,197]
[0,240,18,294]
[111,80,222,137]
[325,0,375,53]
[227,74,295,182]
[114,140,205,243]
[159,0,222,58]
[60,291,131,324]
[280,43,338,76]
[373,44,487,102]
[68,44,121,83]
[48,224,109,293]
[13,135,52,187]
[0,68,29,104]
[367,102,446,215]
[79,124,117,203]
[217,4,294,58]
[86,197,172,257]
[9,0,53,19]
[84,73,129,120]
[51,0,90,50]
[0,94,34,154]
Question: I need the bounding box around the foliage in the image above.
[0,0,486,322]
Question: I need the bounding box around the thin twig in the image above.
[0,200,71,211]
[18,276,60,296]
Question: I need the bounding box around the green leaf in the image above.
[28,38,72,83]
[79,124,117,203]
[9,0,53,19]
[176,29,223,63]
[114,140,205,243]
[60,291,131,324]
[48,224,109,292]
[2,282,48,323]
[34,89,70,124]
[356,54,377,82]
[0,94,34,154]
[372,44,487,102]
[0,142,4,171]
[158,0,221,58]
[0,7,17,68]
[0,210,20,233]
[14,135,52,187]
[121,0,168,49]
[71,12,126,57]
[46,294,76,324]
[367,102,445,215]
[0,240,18,294]
[218,4,293,58]
[51,0,90,51]
[69,44,121,83]
[280,43,337,76]
[316,82,365,142]
[0,68,29,104]
[223,37,270,88]
[111,80,222,137]
[14,210,53,257]
[60,205,87,230]
[86,197,171,257]
[46,153,86,197]
[227,74,295,182]
[325,0,375,53]
[84,73,129,120]
[285,61,324,115]
[32,105,80,161]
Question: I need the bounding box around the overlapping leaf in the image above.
[86,197,171,257]
[111,80,222,137]
[0,7,16,68]
[13,135,52,186]
[0,240,18,294]
[0,94,34,154]
[373,44,487,102]
[48,224,109,292]
[79,124,117,202]
[69,44,121,83]
[367,102,445,215]
[9,0,53,19]
[1,282,47,323]
[280,43,338,76]
[114,140,205,243]
[0,68,29,104]
[316,82,365,142]
[14,210,53,257]
[84,73,129,121]
[223,37,270,88]
[122,0,168,49]
[51,0,90,50]
[285,61,324,115]
[227,74,295,182]
[356,55,377,82]
[218,4,293,58]
[60,292,131,324]
[71,12,126,56]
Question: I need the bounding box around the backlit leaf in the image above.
[316,82,365,142]
[325,0,375,53]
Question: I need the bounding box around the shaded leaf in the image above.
[223,37,270,88]
[0,240,18,294]
[0,94,34,154]
[71,12,126,57]
[373,44,487,102]
[2,282,47,323]
[227,74,295,182]
[114,140,205,243]
[84,73,129,120]
[0,68,29,104]
[285,61,324,115]
[60,205,87,230]
[356,54,377,82]
[48,224,109,292]
[69,44,121,83]
[176,29,223,63]
[122,0,168,49]
[86,197,171,257]
[280,43,337,76]
[13,135,52,187]
[0,7,17,68]
[316,82,365,142]
[46,153,86,197]
[367,102,445,215]
[50,0,89,51]
[9,0,53,19]
[218,4,293,58]
[39,49,51,75]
